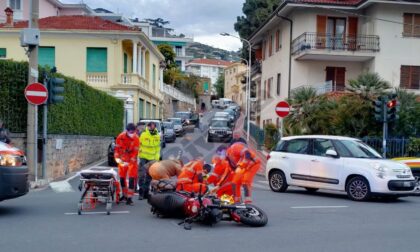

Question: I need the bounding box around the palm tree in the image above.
[347,72,390,99]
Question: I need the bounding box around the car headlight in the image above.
[209,130,215,134]
[371,162,388,179]
[227,130,232,134]
[0,154,24,167]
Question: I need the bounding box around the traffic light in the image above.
[48,77,65,104]
[386,94,400,122]
[373,96,384,122]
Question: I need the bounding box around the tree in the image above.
[347,72,390,99]
[390,88,420,137]
[158,44,177,70]
[214,73,225,98]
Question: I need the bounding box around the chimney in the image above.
[4,7,14,27]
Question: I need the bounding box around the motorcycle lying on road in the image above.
[147,181,268,230]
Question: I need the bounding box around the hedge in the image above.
[0,60,123,136]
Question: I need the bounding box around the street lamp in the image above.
[220,32,251,142]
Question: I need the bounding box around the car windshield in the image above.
[211,120,229,127]
[163,122,173,129]
[336,140,382,159]
[169,118,182,125]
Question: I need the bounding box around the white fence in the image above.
[161,84,196,105]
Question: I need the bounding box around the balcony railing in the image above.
[121,74,149,90]
[292,32,380,55]
[86,73,108,86]
[161,84,195,105]
[251,61,262,76]
[291,80,348,95]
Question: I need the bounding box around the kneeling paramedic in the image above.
[207,146,234,197]
[114,123,139,205]
[176,159,211,194]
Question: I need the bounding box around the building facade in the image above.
[249,0,420,128]
[224,62,247,108]
[185,58,232,89]
[0,14,164,125]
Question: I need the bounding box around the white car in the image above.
[266,135,416,201]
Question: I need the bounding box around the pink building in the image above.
[0,0,93,21]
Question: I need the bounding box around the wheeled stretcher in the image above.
[78,167,120,215]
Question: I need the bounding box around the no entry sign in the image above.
[275,101,290,118]
[25,83,48,105]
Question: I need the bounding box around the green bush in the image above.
[264,123,279,150]
[0,60,123,136]
[408,138,420,157]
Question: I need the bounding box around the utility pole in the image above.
[27,0,39,181]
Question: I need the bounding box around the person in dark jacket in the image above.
[0,119,11,144]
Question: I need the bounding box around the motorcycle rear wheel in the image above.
[234,204,268,227]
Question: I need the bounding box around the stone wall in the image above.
[10,134,113,181]
[162,94,197,118]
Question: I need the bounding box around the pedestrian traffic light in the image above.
[48,77,65,104]
[386,94,400,122]
[373,96,384,122]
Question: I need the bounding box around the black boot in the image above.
[120,195,127,202]
[126,198,134,206]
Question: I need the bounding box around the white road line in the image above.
[257,180,269,185]
[291,206,349,209]
[49,181,75,193]
[65,211,130,215]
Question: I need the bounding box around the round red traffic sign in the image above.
[275,101,290,118]
[25,83,48,105]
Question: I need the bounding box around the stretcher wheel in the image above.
[77,202,82,215]
[106,202,112,215]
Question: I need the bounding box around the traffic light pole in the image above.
[27,0,39,182]
[42,76,48,178]
[382,101,387,158]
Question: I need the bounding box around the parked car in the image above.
[218,98,233,109]
[0,142,29,201]
[189,112,200,128]
[266,135,416,201]
[207,118,233,143]
[162,121,176,143]
[211,100,220,108]
[167,118,185,136]
[174,111,192,126]
[214,111,234,124]
[224,108,237,121]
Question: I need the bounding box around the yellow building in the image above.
[224,62,247,108]
[0,15,164,124]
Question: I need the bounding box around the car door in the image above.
[309,138,344,190]
[280,138,312,186]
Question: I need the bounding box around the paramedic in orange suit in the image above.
[232,149,261,203]
[207,146,234,197]
[176,159,210,194]
[114,123,139,206]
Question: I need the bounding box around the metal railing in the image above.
[290,80,344,95]
[292,32,380,55]
[362,137,417,158]
[161,84,196,105]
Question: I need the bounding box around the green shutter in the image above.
[152,64,156,85]
[38,47,55,67]
[139,98,144,119]
[204,82,209,91]
[152,104,157,119]
[87,48,107,73]
[146,102,151,118]
[0,48,6,58]
[124,53,128,73]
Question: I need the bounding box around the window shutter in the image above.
[348,17,358,50]
[403,13,413,36]
[336,68,346,90]
[262,40,265,60]
[412,66,420,89]
[400,66,410,88]
[414,14,420,36]
[87,48,107,73]
[275,30,280,51]
[39,47,55,68]
[317,15,327,48]
[264,80,267,100]
[0,48,6,58]
[269,36,273,56]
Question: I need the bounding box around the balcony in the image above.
[86,73,108,86]
[120,73,149,91]
[292,32,380,61]
[290,80,346,95]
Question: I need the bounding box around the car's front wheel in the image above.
[346,176,371,201]
[269,170,288,192]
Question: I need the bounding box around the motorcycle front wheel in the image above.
[233,204,268,227]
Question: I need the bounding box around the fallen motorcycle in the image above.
[147,181,268,229]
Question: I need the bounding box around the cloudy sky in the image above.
[65,0,245,51]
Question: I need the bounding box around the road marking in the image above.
[49,181,75,193]
[291,206,348,209]
[65,211,130,215]
[257,180,269,185]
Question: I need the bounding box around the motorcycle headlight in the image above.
[0,154,24,167]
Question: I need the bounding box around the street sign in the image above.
[25,82,48,105]
[275,101,290,118]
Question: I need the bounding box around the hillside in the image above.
[186,42,240,62]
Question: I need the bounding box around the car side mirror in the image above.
[326,149,339,158]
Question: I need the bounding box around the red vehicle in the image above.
[0,142,29,201]
[147,183,268,230]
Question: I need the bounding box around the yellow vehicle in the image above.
[393,158,420,177]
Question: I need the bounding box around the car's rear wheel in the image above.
[346,176,371,201]
[269,170,288,192]
[305,187,319,193]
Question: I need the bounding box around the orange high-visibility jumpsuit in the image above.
[232,149,261,203]
[207,156,234,198]
[176,160,208,194]
[114,132,139,198]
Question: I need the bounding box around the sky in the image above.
[65,0,245,51]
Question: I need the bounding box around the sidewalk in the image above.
[234,113,268,176]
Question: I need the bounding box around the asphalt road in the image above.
[1,109,420,252]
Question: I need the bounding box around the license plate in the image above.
[403,182,412,187]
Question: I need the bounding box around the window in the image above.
[0,48,6,58]
[269,35,273,56]
[267,77,273,98]
[400,65,420,89]
[123,53,128,73]
[175,60,182,68]
[263,80,267,100]
[262,40,266,61]
[139,99,144,119]
[86,48,107,72]
[284,139,310,154]
[326,67,345,91]
[313,139,336,157]
[274,140,287,152]
[146,102,151,118]
[275,30,280,51]
[403,13,420,37]
[175,46,182,56]
[276,73,281,96]
[152,104,157,119]
[9,0,21,10]
[152,64,156,88]
[38,47,55,68]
